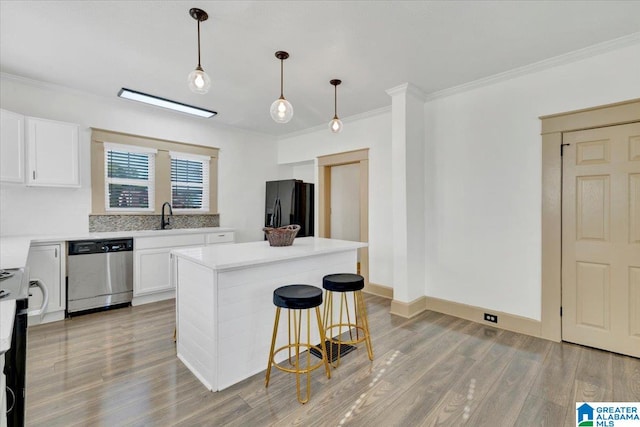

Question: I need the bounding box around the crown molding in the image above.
[424,32,640,102]
[278,105,391,141]
[386,82,426,101]
[1,71,98,97]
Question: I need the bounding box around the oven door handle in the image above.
[28,279,49,319]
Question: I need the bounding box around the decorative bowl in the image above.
[263,224,300,247]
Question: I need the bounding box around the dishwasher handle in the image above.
[29,279,49,320]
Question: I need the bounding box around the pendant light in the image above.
[187,8,211,94]
[329,79,343,133]
[270,51,293,123]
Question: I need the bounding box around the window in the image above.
[90,129,219,215]
[170,152,210,211]
[104,142,156,211]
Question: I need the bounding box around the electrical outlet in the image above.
[484,313,498,323]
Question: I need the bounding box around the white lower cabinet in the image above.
[205,231,234,244]
[133,231,234,305]
[26,243,66,324]
[134,248,174,296]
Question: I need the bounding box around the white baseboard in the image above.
[28,310,65,326]
[132,291,175,306]
[364,282,393,299]
[425,296,542,337]
[382,286,542,338]
[390,296,427,318]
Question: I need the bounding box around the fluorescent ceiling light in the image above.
[117,88,217,118]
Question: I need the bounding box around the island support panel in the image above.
[175,250,357,391]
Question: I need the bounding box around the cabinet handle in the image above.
[55,247,58,258]
[32,171,36,180]
[218,234,225,237]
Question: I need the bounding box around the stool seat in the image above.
[273,285,323,309]
[322,273,364,292]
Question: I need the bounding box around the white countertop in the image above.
[0,227,234,270]
[0,236,33,271]
[171,237,366,271]
[0,300,16,354]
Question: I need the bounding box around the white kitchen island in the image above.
[171,237,366,392]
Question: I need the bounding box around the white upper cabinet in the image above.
[0,109,25,183]
[26,116,80,187]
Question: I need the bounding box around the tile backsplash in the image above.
[89,214,220,232]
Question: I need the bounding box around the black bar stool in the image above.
[265,284,331,403]
[322,273,374,367]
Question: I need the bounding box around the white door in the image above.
[330,163,360,242]
[562,122,640,357]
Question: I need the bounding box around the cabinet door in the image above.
[205,231,235,244]
[0,109,25,183]
[135,234,204,250]
[27,244,64,313]
[134,248,173,295]
[26,117,80,187]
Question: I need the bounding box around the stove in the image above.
[1,267,29,426]
[0,268,28,307]
[0,269,15,280]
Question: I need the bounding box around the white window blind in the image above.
[104,143,156,211]
[170,151,210,211]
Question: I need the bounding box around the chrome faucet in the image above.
[161,202,173,229]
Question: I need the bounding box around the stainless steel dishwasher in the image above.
[67,238,133,314]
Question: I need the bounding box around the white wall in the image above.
[0,76,278,242]
[277,161,315,183]
[277,110,393,286]
[276,42,640,322]
[424,42,640,320]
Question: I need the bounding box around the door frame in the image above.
[539,98,640,341]
[317,148,369,287]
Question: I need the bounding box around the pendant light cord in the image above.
[334,84,338,119]
[197,19,201,67]
[280,59,284,99]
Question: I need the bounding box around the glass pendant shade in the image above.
[329,79,343,133]
[187,8,210,94]
[329,117,343,133]
[270,97,293,123]
[188,67,211,94]
[271,51,293,124]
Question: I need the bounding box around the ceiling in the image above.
[1,1,639,136]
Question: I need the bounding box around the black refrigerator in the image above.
[265,179,314,237]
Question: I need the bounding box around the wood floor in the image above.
[26,295,639,426]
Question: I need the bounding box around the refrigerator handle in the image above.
[269,199,278,227]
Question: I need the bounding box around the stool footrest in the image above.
[325,324,369,346]
[271,344,327,374]
[309,340,356,363]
